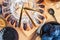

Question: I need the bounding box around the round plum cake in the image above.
[2,0,46,31]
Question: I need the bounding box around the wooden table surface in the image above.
[0,0,60,40]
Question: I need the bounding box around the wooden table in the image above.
[0,0,60,40]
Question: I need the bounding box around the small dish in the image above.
[0,27,19,40]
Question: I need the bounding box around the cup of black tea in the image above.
[0,27,19,40]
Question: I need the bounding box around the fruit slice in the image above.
[0,17,6,28]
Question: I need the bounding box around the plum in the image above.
[37,0,44,4]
